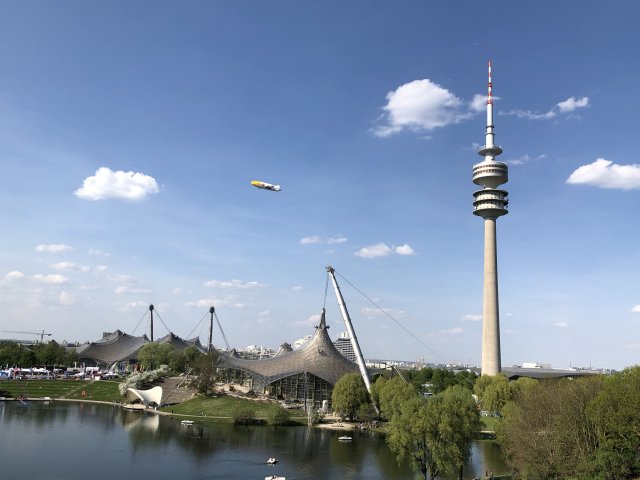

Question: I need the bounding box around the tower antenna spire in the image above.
[487,60,493,105]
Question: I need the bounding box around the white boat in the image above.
[264,476,285,480]
[267,457,278,465]
[338,435,352,441]
[181,420,194,425]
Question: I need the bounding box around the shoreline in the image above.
[1,396,360,430]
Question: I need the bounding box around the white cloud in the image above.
[4,271,25,280]
[395,244,416,256]
[203,279,265,289]
[506,154,547,166]
[448,327,463,335]
[300,236,321,245]
[469,94,488,112]
[36,244,72,253]
[355,243,392,258]
[554,321,569,328]
[33,274,70,284]
[631,305,640,313]
[373,79,470,137]
[567,158,640,190]
[51,262,90,272]
[501,96,589,121]
[355,242,416,258]
[461,314,482,322]
[59,291,75,305]
[556,96,589,113]
[96,265,108,272]
[89,249,110,257]
[75,167,159,201]
[114,286,152,295]
[300,235,347,245]
[328,236,348,244]
[501,109,556,120]
[292,286,303,291]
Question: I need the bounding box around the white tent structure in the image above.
[125,386,163,408]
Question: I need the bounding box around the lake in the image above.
[0,401,508,479]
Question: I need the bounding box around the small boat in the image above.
[338,435,352,441]
[181,420,194,425]
[267,457,278,465]
[264,476,285,480]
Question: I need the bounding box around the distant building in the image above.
[333,331,356,363]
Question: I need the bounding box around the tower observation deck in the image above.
[473,61,508,376]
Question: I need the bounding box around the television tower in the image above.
[472,61,508,376]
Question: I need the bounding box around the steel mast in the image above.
[326,266,372,393]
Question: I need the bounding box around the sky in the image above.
[1,1,639,370]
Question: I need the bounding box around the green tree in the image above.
[499,376,603,479]
[480,373,512,413]
[137,343,176,370]
[588,366,640,479]
[191,351,220,394]
[387,386,480,480]
[387,396,439,480]
[377,375,418,421]
[35,341,66,367]
[429,385,481,480]
[331,373,369,421]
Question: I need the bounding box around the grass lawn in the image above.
[0,379,123,402]
[161,394,308,424]
[481,415,501,433]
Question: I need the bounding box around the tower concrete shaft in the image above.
[472,61,508,376]
[482,218,501,375]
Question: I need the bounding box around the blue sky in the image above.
[1,1,639,370]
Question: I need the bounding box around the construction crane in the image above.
[0,330,53,343]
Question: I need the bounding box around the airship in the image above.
[251,180,281,192]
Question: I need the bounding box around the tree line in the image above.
[0,340,78,368]
[478,367,640,480]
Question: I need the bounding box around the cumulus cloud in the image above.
[51,262,90,272]
[556,96,589,113]
[33,274,70,284]
[554,321,569,328]
[203,279,265,289]
[501,96,589,120]
[373,79,471,137]
[461,314,482,322]
[567,158,640,190]
[355,242,416,258]
[36,244,72,253]
[395,244,416,256]
[75,167,159,201]
[89,249,110,257]
[4,271,25,280]
[632,305,640,313]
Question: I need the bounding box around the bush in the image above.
[233,405,258,425]
[269,404,291,426]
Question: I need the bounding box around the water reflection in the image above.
[0,401,508,480]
